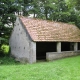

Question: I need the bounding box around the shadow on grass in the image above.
[0,56,21,65]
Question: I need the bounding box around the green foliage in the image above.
[0,37,7,41]
[1,44,9,55]
[0,0,17,56]
[75,0,80,10]
[0,56,18,65]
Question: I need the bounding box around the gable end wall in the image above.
[9,17,36,63]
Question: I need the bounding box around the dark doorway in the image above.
[61,42,72,51]
[36,42,57,60]
[78,42,80,50]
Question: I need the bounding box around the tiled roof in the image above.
[20,16,80,42]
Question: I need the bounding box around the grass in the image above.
[0,56,80,80]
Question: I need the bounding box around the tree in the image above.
[25,0,80,28]
[65,0,80,28]
[0,0,18,55]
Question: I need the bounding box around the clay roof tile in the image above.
[20,16,80,42]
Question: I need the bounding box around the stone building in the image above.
[9,16,80,63]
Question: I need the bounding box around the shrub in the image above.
[1,44,9,56]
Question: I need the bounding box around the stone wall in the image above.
[9,17,36,63]
[46,51,80,61]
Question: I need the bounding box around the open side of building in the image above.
[9,16,80,63]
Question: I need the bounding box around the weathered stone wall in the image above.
[9,17,36,63]
[46,51,80,61]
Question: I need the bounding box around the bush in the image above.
[0,44,9,56]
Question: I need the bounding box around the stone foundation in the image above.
[46,51,80,61]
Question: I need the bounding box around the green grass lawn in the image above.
[0,56,80,80]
